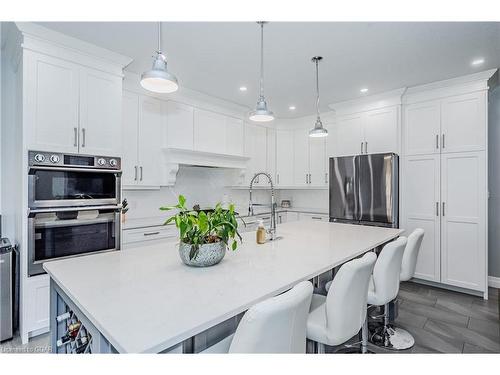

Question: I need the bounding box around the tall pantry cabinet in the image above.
[402,71,495,297]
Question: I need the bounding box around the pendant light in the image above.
[140,22,179,94]
[249,22,274,122]
[309,56,328,138]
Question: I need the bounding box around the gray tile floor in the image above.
[1,282,498,354]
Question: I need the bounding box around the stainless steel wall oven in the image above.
[27,151,122,276]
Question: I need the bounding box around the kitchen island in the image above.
[44,221,404,353]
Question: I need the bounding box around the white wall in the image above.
[488,85,500,278]
[279,189,328,211]
[123,165,275,220]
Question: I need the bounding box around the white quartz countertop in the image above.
[44,221,404,353]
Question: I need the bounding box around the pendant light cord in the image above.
[259,21,264,99]
[315,58,321,121]
[157,22,162,54]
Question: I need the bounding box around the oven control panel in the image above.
[29,151,121,170]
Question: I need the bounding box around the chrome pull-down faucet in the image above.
[248,172,277,241]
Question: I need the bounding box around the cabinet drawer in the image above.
[123,226,178,245]
[298,213,329,221]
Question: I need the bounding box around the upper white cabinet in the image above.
[364,107,399,154]
[309,136,327,187]
[404,91,486,156]
[122,91,162,189]
[24,51,80,153]
[244,123,268,185]
[24,50,122,156]
[226,117,245,157]
[165,101,194,150]
[335,114,365,156]
[404,100,441,156]
[332,107,400,157]
[293,128,310,186]
[194,109,226,153]
[79,67,122,156]
[440,92,487,153]
[276,129,294,186]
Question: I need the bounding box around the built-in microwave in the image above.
[28,151,122,209]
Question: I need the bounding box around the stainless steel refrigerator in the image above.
[329,153,399,228]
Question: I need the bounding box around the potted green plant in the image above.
[160,195,242,267]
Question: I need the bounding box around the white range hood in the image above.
[162,147,249,185]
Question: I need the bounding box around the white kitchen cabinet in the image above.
[276,129,294,186]
[309,136,327,187]
[123,225,178,247]
[293,128,310,186]
[24,51,80,153]
[79,67,122,156]
[244,123,268,185]
[121,91,140,186]
[24,275,50,334]
[226,117,244,156]
[165,101,194,150]
[402,154,441,282]
[364,107,399,154]
[138,96,163,187]
[335,114,364,156]
[24,50,122,156]
[404,100,441,156]
[440,151,486,290]
[299,213,329,221]
[440,92,486,153]
[194,109,226,153]
[122,92,162,189]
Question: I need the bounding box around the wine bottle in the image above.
[74,343,89,354]
[56,334,72,347]
[56,311,72,322]
[68,321,81,332]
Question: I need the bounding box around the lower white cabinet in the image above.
[402,151,487,293]
[440,152,486,291]
[298,213,329,221]
[123,225,178,247]
[403,154,441,282]
[24,275,50,334]
[122,91,162,189]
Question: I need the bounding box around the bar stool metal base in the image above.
[369,324,415,350]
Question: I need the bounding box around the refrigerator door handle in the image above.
[442,202,445,216]
[436,201,439,216]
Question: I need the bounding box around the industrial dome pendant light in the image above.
[249,21,274,122]
[309,56,328,138]
[140,22,179,94]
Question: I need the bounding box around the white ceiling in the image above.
[37,22,500,118]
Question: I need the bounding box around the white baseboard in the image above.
[488,276,500,289]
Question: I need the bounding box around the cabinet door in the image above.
[402,154,441,282]
[138,97,162,188]
[194,109,226,153]
[364,106,399,154]
[276,129,294,186]
[266,128,276,182]
[440,152,486,291]
[441,92,487,153]
[165,101,194,150]
[24,51,80,153]
[309,136,327,186]
[335,114,364,156]
[293,128,309,186]
[79,67,122,156]
[225,117,244,156]
[121,91,139,187]
[404,100,440,156]
[244,123,267,185]
[25,276,49,333]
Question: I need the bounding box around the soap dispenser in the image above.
[256,219,266,244]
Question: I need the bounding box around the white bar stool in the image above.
[306,252,377,353]
[366,237,407,349]
[384,228,425,350]
[201,280,313,353]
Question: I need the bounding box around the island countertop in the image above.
[44,221,404,353]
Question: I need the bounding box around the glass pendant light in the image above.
[140,22,179,94]
[309,56,328,138]
[249,22,274,122]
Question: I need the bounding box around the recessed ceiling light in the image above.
[471,58,485,66]
[239,86,247,92]
[360,88,369,93]
[289,105,296,110]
